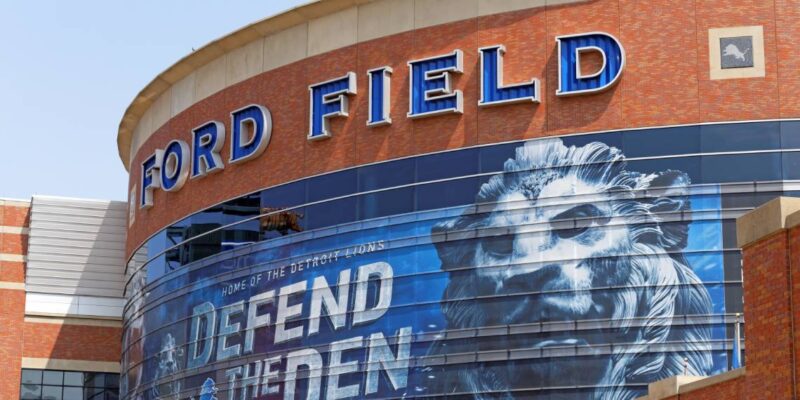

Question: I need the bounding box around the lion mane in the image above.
[428,138,713,399]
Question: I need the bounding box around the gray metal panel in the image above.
[26,196,128,300]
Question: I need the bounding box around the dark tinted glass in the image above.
[307,169,356,202]
[260,180,306,209]
[561,131,622,150]
[479,142,519,173]
[104,374,119,389]
[783,152,800,179]
[417,177,481,211]
[781,121,800,148]
[702,153,782,182]
[358,157,415,191]
[84,372,105,388]
[20,370,119,400]
[417,148,478,181]
[700,122,781,152]
[305,197,357,230]
[358,187,415,220]
[623,126,700,157]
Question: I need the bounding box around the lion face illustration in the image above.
[429,139,713,399]
[151,332,184,399]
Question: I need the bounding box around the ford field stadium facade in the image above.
[116,1,800,399]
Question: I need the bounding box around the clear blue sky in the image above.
[0,0,305,201]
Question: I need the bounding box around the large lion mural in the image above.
[426,138,714,399]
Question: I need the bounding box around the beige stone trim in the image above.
[0,198,30,208]
[24,316,123,327]
[635,368,745,400]
[117,0,588,170]
[0,226,30,234]
[736,197,800,247]
[308,7,358,56]
[708,25,765,80]
[21,358,120,373]
[0,281,25,290]
[0,253,25,262]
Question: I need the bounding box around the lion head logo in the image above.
[427,139,713,399]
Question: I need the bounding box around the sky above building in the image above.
[0,0,305,201]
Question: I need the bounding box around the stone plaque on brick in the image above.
[720,36,754,69]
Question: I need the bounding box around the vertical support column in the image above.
[737,197,800,400]
[0,199,30,399]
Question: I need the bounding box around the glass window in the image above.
[358,187,415,220]
[40,386,61,400]
[358,158,415,191]
[261,180,306,209]
[61,387,81,399]
[416,177,482,211]
[416,148,479,181]
[700,122,781,152]
[63,372,82,387]
[42,371,62,386]
[305,197,357,230]
[307,169,356,202]
[21,370,42,385]
[701,153,782,183]
[781,121,800,148]
[782,152,800,180]
[623,126,700,157]
[479,142,519,173]
[19,370,119,400]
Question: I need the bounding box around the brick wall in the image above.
[0,200,30,399]
[22,322,122,362]
[126,0,800,258]
[0,200,123,398]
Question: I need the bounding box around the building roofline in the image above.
[116,0,371,171]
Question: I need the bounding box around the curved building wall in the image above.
[118,1,800,399]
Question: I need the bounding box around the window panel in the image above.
[781,121,800,148]
[62,387,82,399]
[63,372,83,387]
[417,148,479,181]
[701,122,781,152]
[702,153,782,183]
[479,142,519,173]
[20,383,41,400]
[42,371,62,386]
[358,158,415,191]
[19,370,119,400]
[358,187,415,220]
[305,197,357,230]
[307,169,356,202]
[41,385,62,400]
[21,370,42,385]
[416,177,481,211]
[623,126,700,157]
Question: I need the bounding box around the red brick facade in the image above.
[0,202,29,399]
[0,202,123,399]
[126,0,800,259]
